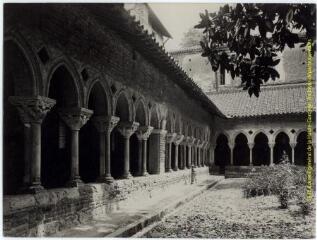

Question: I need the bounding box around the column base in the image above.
[121,172,133,179]
[97,175,114,183]
[141,171,149,176]
[67,178,83,188]
[24,183,44,194]
[165,168,173,173]
[173,168,178,171]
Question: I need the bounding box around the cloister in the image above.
[213,130,313,168]
[4,30,213,195]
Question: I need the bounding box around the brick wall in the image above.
[3,168,209,237]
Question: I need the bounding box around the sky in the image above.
[149,3,224,51]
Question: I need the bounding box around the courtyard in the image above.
[145,178,315,239]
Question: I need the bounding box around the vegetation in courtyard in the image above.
[243,160,315,214]
[195,4,316,96]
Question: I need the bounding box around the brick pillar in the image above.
[59,107,93,187]
[92,115,120,183]
[148,129,167,174]
[9,96,56,193]
[118,121,139,179]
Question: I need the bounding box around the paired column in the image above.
[118,121,139,179]
[186,137,194,168]
[173,134,184,171]
[136,126,154,176]
[166,133,176,172]
[9,96,56,193]
[59,107,93,187]
[209,144,215,166]
[248,143,254,166]
[92,115,120,183]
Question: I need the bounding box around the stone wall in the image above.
[3,168,209,237]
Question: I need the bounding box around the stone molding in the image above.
[59,107,93,131]
[166,133,177,143]
[9,96,56,124]
[92,115,120,133]
[136,126,154,140]
[118,121,139,138]
[151,129,167,136]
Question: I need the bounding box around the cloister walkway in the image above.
[53,175,223,237]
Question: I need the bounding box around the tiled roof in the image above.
[207,83,315,118]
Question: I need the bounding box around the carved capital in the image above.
[174,134,184,145]
[268,142,275,148]
[166,133,177,143]
[290,142,297,148]
[187,137,195,146]
[59,107,93,131]
[136,126,154,140]
[118,121,139,138]
[9,96,56,124]
[92,115,120,133]
[248,142,254,149]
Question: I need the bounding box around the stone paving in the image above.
[144,178,315,239]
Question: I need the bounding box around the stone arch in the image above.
[215,133,230,169]
[188,124,193,137]
[274,132,292,164]
[86,78,112,116]
[233,133,249,166]
[46,58,84,107]
[149,105,160,129]
[294,128,307,144]
[114,90,132,122]
[253,132,270,166]
[272,129,292,144]
[232,130,250,144]
[3,38,39,194]
[134,98,148,126]
[4,31,42,95]
[251,129,269,143]
[166,111,174,133]
[214,131,231,145]
[79,80,111,183]
[175,115,182,134]
[41,64,82,188]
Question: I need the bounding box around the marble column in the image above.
[166,133,176,172]
[210,144,215,166]
[9,96,56,193]
[173,134,184,171]
[248,143,254,166]
[229,143,234,165]
[290,142,296,164]
[136,126,154,176]
[92,115,120,183]
[59,107,93,187]
[269,142,274,165]
[118,121,139,179]
[182,142,187,169]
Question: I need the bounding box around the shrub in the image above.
[243,163,315,212]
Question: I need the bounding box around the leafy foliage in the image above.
[180,28,205,48]
[243,164,315,213]
[195,4,316,97]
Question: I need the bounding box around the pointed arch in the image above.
[114,90,132,122]
[46,59,83,107]
[253,132,270,166]
[134,97,148,126]
[86,78,112,116]
[149,105,160,129]
[4,30,42,95]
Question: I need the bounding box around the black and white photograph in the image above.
[2,2,316,238]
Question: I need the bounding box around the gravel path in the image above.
[145,178,315,239]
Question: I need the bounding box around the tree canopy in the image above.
[195,3,316,97]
